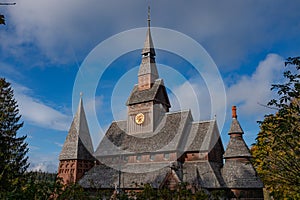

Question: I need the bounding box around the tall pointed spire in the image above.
[138,6,159,91]
[58,94,95,184]
[59,95,94,161]
[141,6,156,56]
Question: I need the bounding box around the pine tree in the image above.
[0,78,29,195]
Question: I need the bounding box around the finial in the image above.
[80,92,83,98]
[232,106,237,118]
[147,5,151,28]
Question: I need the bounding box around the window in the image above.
[136,155,142,162]
[123,156,128,162]
[150,154,155,161]
[164,153,170,160]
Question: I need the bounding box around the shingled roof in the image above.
[126,79,170,108]
[59,97,94,161]
[223,109,251,158]
[222,160,263,188]
[228,118,244,134]
[223,135,251,158]
[79,162,176,189]
[184,161,224,188]
[184,120,223,153]
[94,110,191,157]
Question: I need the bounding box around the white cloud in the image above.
[27,149,59,173]
[28,159,58,173]
[169,53,285,124]
[227,53,284,116]
[2,1,299,69]
[11,82,71,131]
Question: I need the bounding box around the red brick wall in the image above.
[57,159,94,184]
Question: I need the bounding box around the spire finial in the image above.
[147,5,151,28]
[80,92,83,99]
[232,106,237,118]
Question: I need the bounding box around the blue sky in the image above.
[0,0,299,172]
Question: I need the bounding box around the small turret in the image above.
[222,106,263,199]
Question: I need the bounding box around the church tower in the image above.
[57,95,95,184]
[126,7,170,134]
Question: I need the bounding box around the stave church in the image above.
[57,10,264,199]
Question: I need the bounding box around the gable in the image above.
[126,79,170,108]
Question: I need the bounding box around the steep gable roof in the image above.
[126,79,170,108]
[184,119,224,153]
[184,161,224,188]
[59,98,94,161]
[79,162,176,189]
[94,110,191,157]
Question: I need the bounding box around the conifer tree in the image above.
[0,78,29,195]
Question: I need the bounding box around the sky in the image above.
[0,0,299,172]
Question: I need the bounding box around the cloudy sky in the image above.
[0,0,299,172]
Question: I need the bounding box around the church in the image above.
[57,12,264,199]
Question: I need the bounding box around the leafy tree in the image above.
[0,78,29,197]
[251,57,300,199]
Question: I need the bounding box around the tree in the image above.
[251,57,300,199]
[0,78,29,197]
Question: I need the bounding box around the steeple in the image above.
[141,6,156,57]
[138,6,159,91]
[59,96,94,161]
[58,95,95,184]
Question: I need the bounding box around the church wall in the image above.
[153,103,166,130]
[127,102,153,134]
[57,159,94,184]
[127,101,166,134]
[184,152,208,161]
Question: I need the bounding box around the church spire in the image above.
[58,94,95,184]
[138,6,159,91]
[141,6,156,56]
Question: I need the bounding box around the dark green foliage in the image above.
[0,78,29,196]
[252,57,300,199]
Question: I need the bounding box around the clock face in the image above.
[135,113,145,124]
